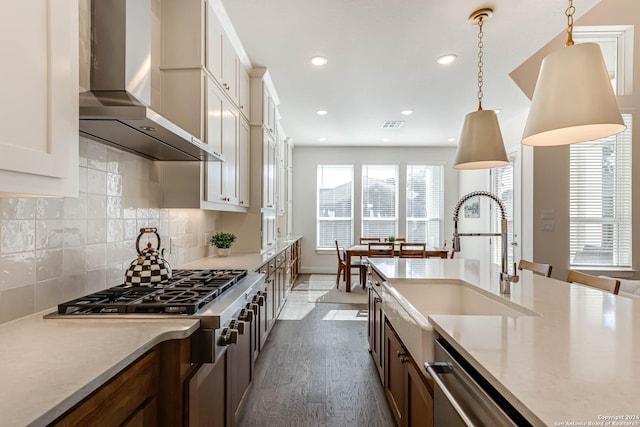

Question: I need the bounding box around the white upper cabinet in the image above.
[0,0,79,197]
[238,67,251,121]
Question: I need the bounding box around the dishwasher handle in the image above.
[426,362,476,427]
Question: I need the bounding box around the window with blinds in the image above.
[490,160,514,266]
[406,165,443,246]
[317,164,354,248]
[362,164,398,239]
[570,114,632,268]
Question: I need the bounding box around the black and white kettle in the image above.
[124,228,172,286]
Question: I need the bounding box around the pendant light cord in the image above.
[565,0,575,46]
[476,17,484,111]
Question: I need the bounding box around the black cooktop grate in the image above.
[57,269,247,315]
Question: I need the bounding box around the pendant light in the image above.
[522,0,625,146]
[453,8,508,170]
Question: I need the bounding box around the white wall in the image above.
[292,146,460,273]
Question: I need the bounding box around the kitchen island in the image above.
[368,258,640,426]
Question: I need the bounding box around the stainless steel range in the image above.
[45,269,266,363]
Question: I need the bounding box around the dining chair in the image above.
[566,270,620,295]
[517,259,552,277]
[335,241,367,288]
[367,242,394,258]
[399,243,426,258]
[360,237,381,244]
[394,237,406,242]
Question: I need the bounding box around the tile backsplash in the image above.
[0,136,220,324]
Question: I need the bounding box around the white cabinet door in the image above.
[206,1,223,82]
[262,135,277,209]
[0,0,78,197]
[206,80,224,203]
[238,119,250,207]
[238,67,251,121]
[222,105,238,205]
[222,37,239,104]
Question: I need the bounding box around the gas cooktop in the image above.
[56,269,248,315]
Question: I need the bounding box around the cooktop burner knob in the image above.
[253,294,265,306]
[239,308,253,323]
[220,328,238,345]
[229,319,245,334]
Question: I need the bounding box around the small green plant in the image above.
[210,232,236,248]
[387,236,395,242]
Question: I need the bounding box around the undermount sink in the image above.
[392,282,538,317]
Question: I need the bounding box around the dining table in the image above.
[343,244,449,292]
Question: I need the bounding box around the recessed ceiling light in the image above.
[382,137,390,142]
[401,110,414,116]
[316,110,328,116]
[319,137,327,142]
[448,137,456,142]
[437,54,457,65]
[311,56,328,66]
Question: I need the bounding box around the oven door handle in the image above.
[426,362,476,427]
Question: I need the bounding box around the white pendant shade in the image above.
[522,43,625,146]
[453,109,508,170]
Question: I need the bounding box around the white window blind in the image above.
[362,164,398,239]
[490,161,514,266]
[317,165,354,248]
[570,114,632,268]
[406,165,443,246]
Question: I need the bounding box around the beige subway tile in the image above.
[1,220,35,253]
[35,278,63,312]
[107,196,123,219]
[61,273,88,300]
[106,148,123,174]
[86,243,106,270]
[87,140,107,171]
[36,249,64,282]
[0,285,35,324]
[87,268,107,293]
[63,220,87,248]
[0,253,36,290]
[87,169,107,195]
[87,219,107,244]
[107,173,123,197]
[36,198,64,220]
[86,194,107,219]
[0,198,36,220]
[63,248,87,276]
[36,220,64,250]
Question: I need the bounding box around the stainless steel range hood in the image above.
[79,0,222,162]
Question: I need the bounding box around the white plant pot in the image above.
[216,247,231,257]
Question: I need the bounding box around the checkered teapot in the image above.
[125,228,172,285]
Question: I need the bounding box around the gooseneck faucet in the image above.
[452,191,519,294]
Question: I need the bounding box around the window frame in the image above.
[316,163,355,249]
[405,163,444,247]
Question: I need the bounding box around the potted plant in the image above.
[387,236,396,242]
[210,232,236,257]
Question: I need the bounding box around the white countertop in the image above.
[182,236,302,271]
[369,258,640,427]
[0,311,199,426]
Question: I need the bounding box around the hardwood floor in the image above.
[238,277,395,427]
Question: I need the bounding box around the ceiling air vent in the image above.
[381,121,405,129]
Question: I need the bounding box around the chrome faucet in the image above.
[452,191,519,294]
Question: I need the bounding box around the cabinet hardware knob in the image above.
[401,357,409,364]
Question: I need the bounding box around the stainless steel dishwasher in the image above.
[425,338,533,427]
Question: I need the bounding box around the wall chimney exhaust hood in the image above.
[79,0,222,162]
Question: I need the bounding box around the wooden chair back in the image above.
[394,237,406,242]
[335,240,345,264]
[360,237,381,244]
[368,242,394,258]
[518,259,552,277]
[399,243,426,258]
[566,270,621,295]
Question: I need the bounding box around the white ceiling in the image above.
[220,0,602,147]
